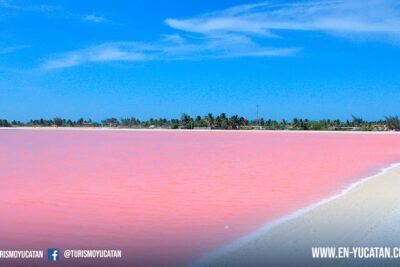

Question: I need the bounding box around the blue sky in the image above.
[0,0,399,121]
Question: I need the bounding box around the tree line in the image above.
[0,114,399,131]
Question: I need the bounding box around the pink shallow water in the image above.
[1,130,400,267]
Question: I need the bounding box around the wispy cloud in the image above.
[42,38,298,70]
[165,0,400,39]
[0,44,29,54]
[0,0,63,14]
[42,0,400,70]
[42,42,155,70]
[82,14,112,24]
[0,0,113,24]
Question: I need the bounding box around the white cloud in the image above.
[42,38,298,70]
[43,0,400,70]
[1,1,113,24]
[0,1,63,14]
[82,14,112,24]
[0,44,29,54]
[165,0,400,39]
[42,42,154,70]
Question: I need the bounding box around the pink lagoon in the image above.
[1,129,400,267]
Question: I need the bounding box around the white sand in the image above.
[196,164,400,267]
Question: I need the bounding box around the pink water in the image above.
[1,130,400,267]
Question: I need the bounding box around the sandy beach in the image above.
[199,164,400,267]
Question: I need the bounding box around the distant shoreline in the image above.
[1,126,400,134]
[2,115,399,132]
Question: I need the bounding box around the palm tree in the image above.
[216,113,229,129]
[385,116,400,131]
[230,115,240,129]
[292,118,299,129]
[53,117,64,127]
[351,115,364,127]
[180,113,193,129]
[206,113,214,128]
[239,117,248,128]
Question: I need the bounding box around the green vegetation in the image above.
[0,114,398,131]
[385,116,400,131]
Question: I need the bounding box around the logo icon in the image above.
[47,248,60,261]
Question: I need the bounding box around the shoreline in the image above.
[1,127,400,134]
[191,162,400,267]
